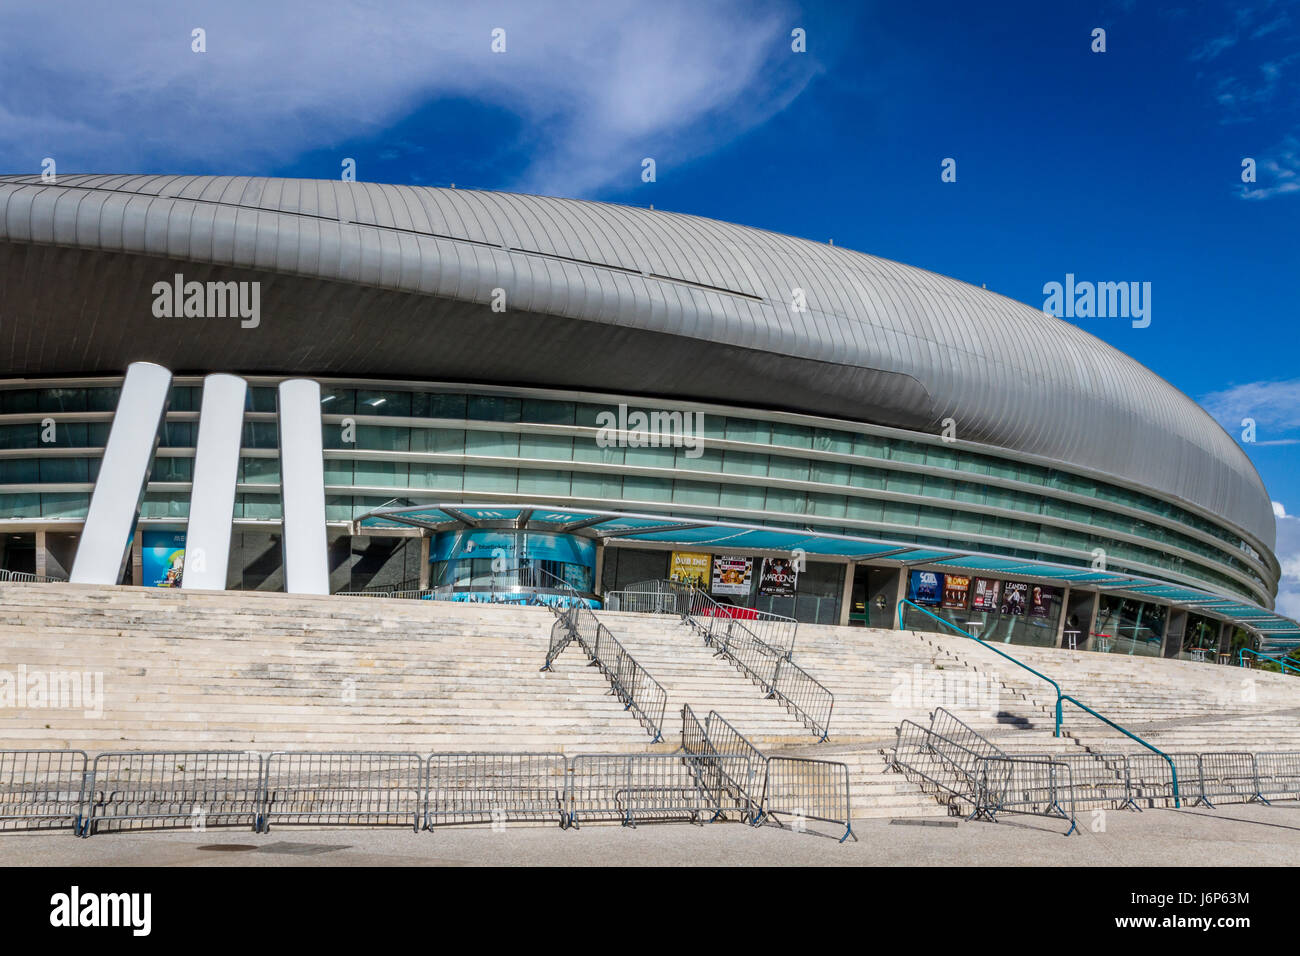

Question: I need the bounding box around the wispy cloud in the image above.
[1240,135,1300,199]
[1272,503,1300,618]
[1200,378,1300,439]
[0,0,816,197]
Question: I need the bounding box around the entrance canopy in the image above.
[354,502,1300,650]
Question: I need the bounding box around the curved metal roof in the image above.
[0,174,1275,551]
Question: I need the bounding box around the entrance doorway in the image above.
[1063,589,1097,650]
[848,566,900,628]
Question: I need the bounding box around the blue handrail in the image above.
[897,599,1181,807]
[1238,648,1300,677]
[898,600,1064,732]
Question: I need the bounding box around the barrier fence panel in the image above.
[714,623,779,691]
[756,756,856,843]
[545,613,574,668]
[604,587,681,615]
[424,753,567,829]
[1003,752,1132,811]
[261,752,424,832]
[926,708,1006,811]
[770,656,834,741]
[538,571,668,743]
[1053,752,1130,810]
[81,751,262,836]
[680,705,758,821]
[680,704,711,756]
[704,710,767,774]
[1255,752,1300,802]
[681,586,721,642]
[1125,752,1203,808]
[890,719,962,804]
[0,570,68,583]
[590,624,669,742]
[1197,752,1265,806]
[0,750,87,832]
[977,756,1077,835]
[674,584,797,657]
[565,753,752,828]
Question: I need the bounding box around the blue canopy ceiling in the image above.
[355,501,1300,649]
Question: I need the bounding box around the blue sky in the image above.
[1,0,1297,609]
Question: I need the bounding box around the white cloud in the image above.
[1199,378,1300,437]
[1273,506,1300,619]
[1241,136,1300,199]
[0,0,815,196]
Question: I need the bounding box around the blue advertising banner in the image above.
[431,530,595,569]
[907,570,943,606]
[142,531,186,588]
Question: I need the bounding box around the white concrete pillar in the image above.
[277,379,329,595]
[183,374,247,590]
[71,362,172,584]
[838,561,855,627]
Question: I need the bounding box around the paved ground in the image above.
[4,803,1300,866]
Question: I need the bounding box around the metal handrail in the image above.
[899,600,1063,727]
[1238,648,1300,677]
[897,599,1181,806]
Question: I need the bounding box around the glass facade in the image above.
[0,379,1277,630]
[429,529,596,596]
[1092,596,1168,657]
[899,574,1063,649]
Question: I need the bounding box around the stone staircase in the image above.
[2,583,1295,823]
[0,583,652,754]
[914,630,1300,753]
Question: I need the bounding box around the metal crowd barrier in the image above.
[425,753,567,829]
[603,584,683,615]
[1255,752,1300,802]
[0,569,69,583]
[673,581,798,658]
[755,756,856,843]
[0,749,87,832]
[707,618,834,741]
[770,655,835,741]
[1198,752,1267,806]
[547,613,576,666]
[704,710,768,779]
[15,743,1298,839]
[1125,752,1204,808]
[890,708,1005,813]
[589,623,669,742]
[566,753,754,828]
[977,756,1077,835]
[81,751,262,836]
[1007,752,1131,810]
[680,705,758,821]
[538,572,668,743]
[261,752,424,832]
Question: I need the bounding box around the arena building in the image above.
[0,174,1293,660]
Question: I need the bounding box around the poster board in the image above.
[758,557,798,596]
[669,551,710,587]
[711,555,753,596]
